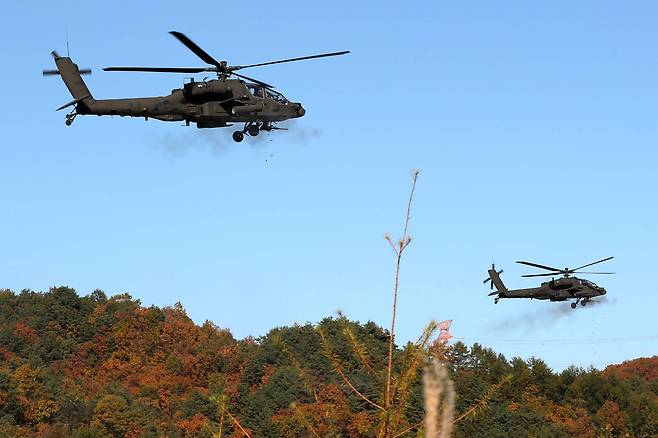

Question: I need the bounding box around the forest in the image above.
[0,287,656,437]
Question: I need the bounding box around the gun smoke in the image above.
[489,296,615,332]
[155,123,322,157]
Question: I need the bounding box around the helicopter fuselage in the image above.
[47,30,347,141]
[76,78,305,128]
[51,56,304,134]
[502,277,606,301]
[485,262,610,308]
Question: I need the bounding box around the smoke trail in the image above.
[283,120,323,143]
[489,297,615,332]
[155,128,278,157]
[291,126,322,143]
[153,121,318,157]
[156,129,231,157]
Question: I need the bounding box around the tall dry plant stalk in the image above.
[210,394,252,438]
[305,170,511,437]
[225,409,252,438]
[313,170,429,437]
[312,170,499,437]
[423,359,455,438]
[382,169,420,436]
[213,395,226,438]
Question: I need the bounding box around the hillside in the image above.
[0,287,656,437]
[604,356,658,383]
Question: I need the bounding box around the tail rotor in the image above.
[42,50,92,77]
[483,264,503,290]
[484,264,505,303]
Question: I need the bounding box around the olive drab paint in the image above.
[484,257,613,309]
[44,31,347,142]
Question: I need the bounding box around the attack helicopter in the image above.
[43,31,349,142]
[484,257,614,309]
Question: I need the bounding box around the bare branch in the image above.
[452,374,512,425]
[278,338,320,402]
[391,420,423,438]
[225,408,252,438]
[318,327,386,412]
[385,234,399,256]
[400,170,420,250]
[343,326,377,377]
[291,403,322,438]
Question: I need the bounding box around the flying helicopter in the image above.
[483,257,614,309]
[43,31,349,142]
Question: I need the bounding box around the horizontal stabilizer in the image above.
[56,94,91,111]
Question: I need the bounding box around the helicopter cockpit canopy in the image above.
[580,279,598,289]
[247,84,289,103]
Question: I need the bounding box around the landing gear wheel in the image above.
[494,298,499,304]
[65,111,77,126]
[247,125,259,136]
[581,300,587,307]
[570,302,577,309]
[232,131,244,142]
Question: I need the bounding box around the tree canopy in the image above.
[0,287,655,437]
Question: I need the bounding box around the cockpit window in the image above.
[264,88,289,103]
[247,85,263,98]
[247,84,288,102]
[581,279,596,288]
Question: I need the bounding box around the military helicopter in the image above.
[484,257,614,309]
[43,31,349,142]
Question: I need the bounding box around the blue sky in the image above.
[1,1,657,370]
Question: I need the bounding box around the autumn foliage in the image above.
[604,356,658,382]
[0,287,656,437]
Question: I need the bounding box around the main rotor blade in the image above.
[231,72,274,89]
[572,257,614,272]
[516,260,563,272]
[232,50,350,70]
[170,31,221,67]
[103,67,207,73]
[522,272,562,278]
[573,271,615,275]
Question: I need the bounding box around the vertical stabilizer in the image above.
[485,264,508,297]
[488,268,508,294]
[53,54,93,101]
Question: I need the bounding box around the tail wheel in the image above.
[232,131,244,142]
[65,111,77,126]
